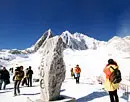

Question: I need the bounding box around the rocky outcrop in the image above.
[31,29,53,52]
[39,36,66,101]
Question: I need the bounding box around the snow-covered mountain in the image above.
[0,29,103,61]
[107,36,130,53]
[25,29,107,52]
[0,29,130,69]
[60,31,106,50]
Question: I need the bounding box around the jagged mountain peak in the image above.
[48,28,52,32]
[60,31,105,50]
[26,29,54,53]
[63,30,71,34]
[46,29,53,37]
[33,29,54,50]
[61,30,73,38]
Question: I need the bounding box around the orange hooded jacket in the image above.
[75,67,81,74]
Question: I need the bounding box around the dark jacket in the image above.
[27,69,33,77]
[0,70,2,79]
[1,69,10,80]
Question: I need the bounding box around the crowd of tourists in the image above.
[0,65,33,96]
[0,58,122,101]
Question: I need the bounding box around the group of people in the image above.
[71,59,121,102]
[13,65,33,96]
[0,59,121,101]
[0,65,33,96]
[21,66,34,87]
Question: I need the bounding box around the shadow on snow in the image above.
[120,92,130,101]
[76,91,108,102]
[21,93,40,95]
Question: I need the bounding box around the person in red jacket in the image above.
[74,65,81,84]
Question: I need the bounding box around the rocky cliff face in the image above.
[25,29,53,53]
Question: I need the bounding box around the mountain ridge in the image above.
[1,29,130,53]
[0,29,130,67]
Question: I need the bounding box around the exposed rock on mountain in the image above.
[60,31,106,50]
[26,29,53,53]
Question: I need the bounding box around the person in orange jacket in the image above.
[74,64,81,84]
[103,59,119,102]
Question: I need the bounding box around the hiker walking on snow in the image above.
[13,66,24,96]
[103,59,120,102]
[21,68,28,86]
[74,65,81,84]
[27,66,33,87]
[0,67,10,90]
[70,68,74,78]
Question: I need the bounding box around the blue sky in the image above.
[0,0,130,49]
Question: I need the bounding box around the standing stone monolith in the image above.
[39,36,66,101]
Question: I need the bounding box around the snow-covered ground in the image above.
[0,76,127,102]
[0,48,130,102]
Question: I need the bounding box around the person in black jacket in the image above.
[27,66,33,87]
[0,67,10,90]
[0,69,3,90]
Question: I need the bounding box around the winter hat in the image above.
[108,59,114,64]
[76,64,79,66]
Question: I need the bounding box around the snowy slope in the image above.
[0,49,129,102]
[107,36,130,53]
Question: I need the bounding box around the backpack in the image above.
[17,71,24,79]
[19,71,24,78]
[109,66,122,84]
